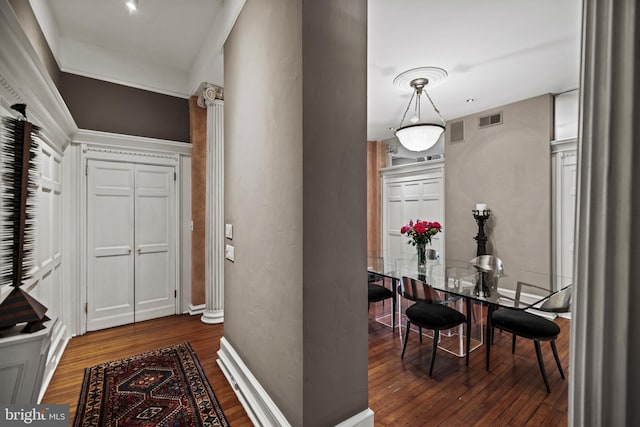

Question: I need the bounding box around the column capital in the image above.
[196,82,224,108]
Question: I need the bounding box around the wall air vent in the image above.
[449,120,464,143]
[479,111,503,128]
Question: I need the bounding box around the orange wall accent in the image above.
[189,97,206,306]
[367,141,387,258]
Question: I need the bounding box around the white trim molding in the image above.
[188,304,205,315]
[336,408,374,427]
[334,409,375,427]
[0,1,77,150]
[217,337,292,427]
[551,137,577,292]
[65,130,191,335]
[73,129,192,156]
[217,338,374,427]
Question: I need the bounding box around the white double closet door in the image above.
[87,160,176,331]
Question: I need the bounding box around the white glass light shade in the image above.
[395,123,445,152]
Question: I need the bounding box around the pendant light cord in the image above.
[397,90,416,129]
[397,87,446,129]
[425,90,446,125]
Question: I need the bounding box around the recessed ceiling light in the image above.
[466,98,475,103]
[126,0,138,13]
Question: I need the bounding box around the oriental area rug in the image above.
[73,342,229,427]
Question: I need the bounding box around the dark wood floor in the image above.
[43,309,569,426]
[42,315,253,426]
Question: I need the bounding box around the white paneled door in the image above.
[87,160,176,331]
[133,164,176,322]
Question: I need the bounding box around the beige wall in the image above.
[445,94,553,276]
[224,0,367,425]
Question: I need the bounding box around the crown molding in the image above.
[72,129,192,156]
[0,1,77,151]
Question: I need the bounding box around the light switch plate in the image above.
[225,244,235,262]
[225,223,233,239]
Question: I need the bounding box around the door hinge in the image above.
[85,302,88,313]
[174,171,176,181]
[174,290,177,298]
[85,163,88,176]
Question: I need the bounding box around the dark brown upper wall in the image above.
[60,73,190,142]
[9,0,61,87]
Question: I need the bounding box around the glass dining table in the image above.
[367,257,570,370]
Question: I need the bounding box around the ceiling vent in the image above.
[479,111,503,128]
[449,120,465,143]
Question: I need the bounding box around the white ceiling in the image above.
[31,0,582,142]
[48,0,221,71]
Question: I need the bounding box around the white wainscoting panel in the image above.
[0,0,76,402]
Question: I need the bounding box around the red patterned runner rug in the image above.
[73,342,229,427]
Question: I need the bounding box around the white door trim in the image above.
[69,133,188,335]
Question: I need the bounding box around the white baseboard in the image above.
[335,408,375,427]
[188,304,206,315]
[217,337,291,426]
[39,335,69,403]
[217,337,374,427]
[38,319,70,403]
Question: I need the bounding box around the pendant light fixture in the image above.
[394,67,447,152]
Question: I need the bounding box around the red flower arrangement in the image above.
[400,219,442,247]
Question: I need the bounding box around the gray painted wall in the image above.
[301,1,368,425]
[445,94,553,277]
[224,0,368,425]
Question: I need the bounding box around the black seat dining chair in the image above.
[400,276,471,376]
[367,272,394,312]
[489,285,572,393]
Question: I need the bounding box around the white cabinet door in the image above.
[86,161,176,331]
[134,164,176,322]
[87,161,135,331]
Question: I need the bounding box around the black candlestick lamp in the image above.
[472,208,490,257]
[472,207,491,297]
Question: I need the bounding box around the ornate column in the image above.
[197,83,225,324]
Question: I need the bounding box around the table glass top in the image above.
[367,256,571,309]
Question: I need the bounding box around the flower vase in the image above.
[416,243,427,273]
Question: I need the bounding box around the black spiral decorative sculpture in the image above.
[472,209,490,257]
[0,104,48,333]
[472,209,491,296]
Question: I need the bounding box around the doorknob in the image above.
[137,248,142,254]
[128,249,132,254]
